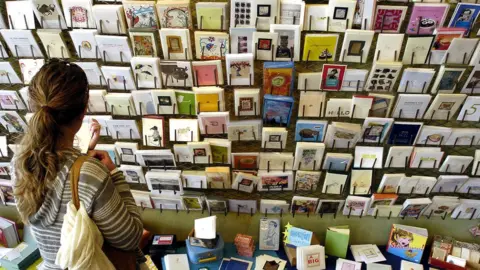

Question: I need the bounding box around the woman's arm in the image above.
[85,152,144,251]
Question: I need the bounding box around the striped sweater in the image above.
[13,151,145,270]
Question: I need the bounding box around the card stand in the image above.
[194,68,219,87]
[167,47,188,60]
[415,159,437,169]
[428,110,450,123]
[102,50,126,63]
[329,139,351,151]
[361,124,386,146]
[319,204,340,219]
[434,186,459,195]
[14,45,37,59]
[324,184,344,196]
[444,164,466,174]
[1,125,9,135]
[347,207,363,219]
[173,130,194,143]
[135,74,157,90]
[204,124,226,136]
[0,73,15,88]
[397,109,420,120]
[402,212,421,220]
[358,158,377,169]
[386,156,410,170]
[472,161,480,177]
[237,205,254,217]
[192,154,212,165]
[8,15,30,30]
[451,136,476,147]
[296,160,317,172]
[293,180,316,194]
[351,185,372,196]
[0,148,8,159]
[39,15,63,29]
[69,8,90,29]
[0,45,6,59]
[46,45,68,59]
[98,18,122,35]
[379,14,389,33]
[145,159,171,174]
[228,74,253,87]
[237,102,257,117]
[114,129,136,141]
[262,141,285,152]
[376,50,397,61]
[119,154,138,166]
[199,15,224,31]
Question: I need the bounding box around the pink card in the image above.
[406,5,449,35]
[194,65,218,86]
[200,115,227,134]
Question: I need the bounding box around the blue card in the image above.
[262,94,294,127]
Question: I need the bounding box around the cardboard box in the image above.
[283,233,320,266]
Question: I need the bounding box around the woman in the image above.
[12,60,145,269]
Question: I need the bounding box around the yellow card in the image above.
[197,7,223,29]
[302,35,338,61]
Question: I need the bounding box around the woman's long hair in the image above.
[14,60,89,223]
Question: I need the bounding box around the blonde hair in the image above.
[13,60,89,223]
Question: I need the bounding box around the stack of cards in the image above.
[234,234,255,257]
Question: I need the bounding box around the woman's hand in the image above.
[88,119,101,150]
[87,150,116,172]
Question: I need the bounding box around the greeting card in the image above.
[196,2,228,30]
[37,29,70,58]
[255,0,279,30]
[62,0,96,28]
[32,0,67,29]
[374,6,408,32]
[151,89,177,114]
[230,28,256,54]
[302,34,338,62]
[160,61,193,88]
[304,4,328,31]
[194,32,229,60]
[159,28,192,60]
[192,60,224,86]
[130,31,158,57]
[19,59,44,84]
[270,24,301,61]
[365,62,402,92]
[431,66,465,93]
[92,4,127,34]
[6,1,36,30]
[448,3,480,36]
[321,64,347,91]
[402,36,434,65]
[70,29,100,59]
[198,112,229,135]
[374,34,403,62]
[131,90,155,115]
[234,88,260,116]
[123,1,158,29]
[156,2,191,28]
[252,32,278,61]
[406,4,449,35]
[262,94,294,127]
[0,30,44,58]
[101,66,136,90]
[96,35,133,63]
[327,0,356,32]
[131,57,161,89]
[263,62,295,96]
[340,30,374,63]
[226,54,254,85]
[298,91,326,117]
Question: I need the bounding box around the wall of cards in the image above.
[0,0,479,243]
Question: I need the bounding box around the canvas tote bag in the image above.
[56,156,136,270]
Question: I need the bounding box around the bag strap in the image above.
[69,156,89,210]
